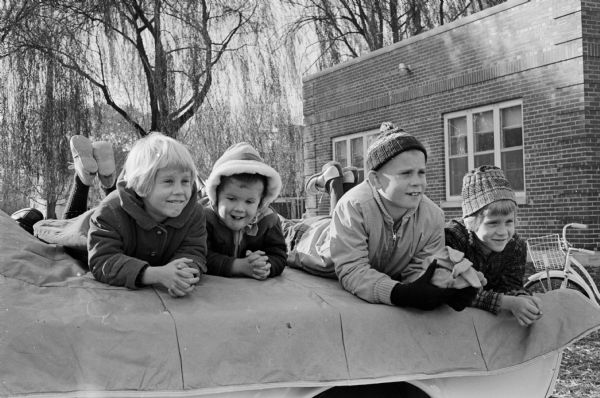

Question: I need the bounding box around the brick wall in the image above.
[302,0,600,250]
[581,0,600,250]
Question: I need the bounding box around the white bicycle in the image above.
[525,223,600,305]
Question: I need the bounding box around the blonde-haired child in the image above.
[88,132,206,296]
[32,132,207,298]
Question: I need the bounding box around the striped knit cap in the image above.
[461,165,516,218]
[366,122,428,171]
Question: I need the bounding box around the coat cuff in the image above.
[127,261,149,289]
[134,265,149,288]
[374,278,399,305]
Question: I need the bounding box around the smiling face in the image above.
[474,211,516,253]
[142,167,193,223]
[216,177,265,232]
[368,150,427,220]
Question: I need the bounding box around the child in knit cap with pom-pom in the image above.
[444,165,543,326]
[321,122,477,311]
[202,143,287,280]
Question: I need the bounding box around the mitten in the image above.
[391,260,453,310]
[446,286,478,311]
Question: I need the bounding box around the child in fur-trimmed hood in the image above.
[202,142,287,280]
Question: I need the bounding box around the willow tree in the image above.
[1,0,257,138]
[283,0,507,69]
[183,1,307,198]
[0,50,90,218]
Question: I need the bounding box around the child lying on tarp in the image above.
[285,122,478,311]
[200,142,287,280]
[14,133,207,298]
[444,165,543,326]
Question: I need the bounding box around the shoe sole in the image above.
[69,135,98,186]
[92,142,115,173]
[306,162,344,194]
[70,136,98,185]
[92,141,116,188]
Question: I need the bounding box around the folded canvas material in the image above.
[1,210,599,396]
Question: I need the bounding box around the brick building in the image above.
[302,0,600,250]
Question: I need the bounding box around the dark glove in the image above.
[390,260,453,310]
[446,286,478,311]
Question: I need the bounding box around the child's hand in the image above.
[502,295,543,326]
[142,257,199,297]
[231,251,271,280]
[168,258,201,297]
[246,250,271,280]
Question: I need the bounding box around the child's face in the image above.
[143,167,193,223]
[217,178,264,232]
[371,150,427,212]
[474,211,515,252]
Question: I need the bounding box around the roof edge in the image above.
[302,0,531,83]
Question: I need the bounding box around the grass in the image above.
[551,329,600,397]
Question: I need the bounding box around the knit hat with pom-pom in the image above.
[366,122,428,171]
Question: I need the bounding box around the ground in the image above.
[552,329,600,397]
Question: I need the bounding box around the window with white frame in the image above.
[444,100,525,201]
[332,129,379,182]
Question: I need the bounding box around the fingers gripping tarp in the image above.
[1,210,600,396]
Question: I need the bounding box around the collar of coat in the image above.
[115,179,199,230]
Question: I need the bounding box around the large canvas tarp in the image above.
[1,210,600,397]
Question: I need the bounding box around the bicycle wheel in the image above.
[525,277,590,298]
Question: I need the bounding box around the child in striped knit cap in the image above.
[444,165,543,326]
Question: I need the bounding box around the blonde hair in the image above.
[464,199,517,232]
[122,132,198,197]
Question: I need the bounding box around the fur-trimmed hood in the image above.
[204,142,282,208]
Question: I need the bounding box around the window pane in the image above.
[501,150,524,191]
[502,105,521,127]
[448,117,467,156]
[350,137,363,168]
[366,134,378,149]
[474,153,494,168]
[501,106,523,148]
[473,110,494,152]
[449,157,468,196]
[334,141,347,166]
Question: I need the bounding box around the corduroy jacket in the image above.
[203,205,287,278]
[328,180,446,305]
[444,219,529,314]
[88,181,207,289]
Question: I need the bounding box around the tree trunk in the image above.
[46,196,57,220]
[390,0,400,43]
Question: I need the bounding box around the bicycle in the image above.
[525,223,600,305]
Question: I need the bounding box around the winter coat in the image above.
[444,219,529,314]
[88,181,207,288]
[203,206,287,278]
[328,180,446,305]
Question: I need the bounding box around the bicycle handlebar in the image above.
[568,247,596,255]
[562,223,589,249]
[569,223,588,230]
